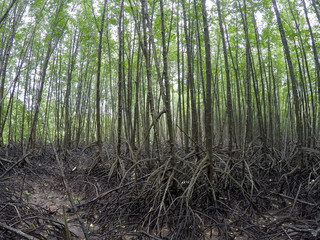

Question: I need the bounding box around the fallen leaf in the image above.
[48,205,57,213]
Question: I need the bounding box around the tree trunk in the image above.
[64,29,80,150]
[216,0,233,154]
[159,0,176,163]
[272,0,303,175]
[181,0,199,153]
[27,2,64,150]
[96,0,108,157]
[202,0,214,183]
[302,0,320,139]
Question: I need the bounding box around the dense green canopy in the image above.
[0,0,319,154]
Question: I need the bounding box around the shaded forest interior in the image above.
[0,0,320,239]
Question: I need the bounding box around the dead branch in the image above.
[0,156,13,163]
[77,173,152,208]
[287,225,320,237]
[271,191,316,206]
[0,153,31,179]
[0,222,39,240]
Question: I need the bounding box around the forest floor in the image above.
[0,142,319,239]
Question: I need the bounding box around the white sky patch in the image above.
[21,5,32,24]
[206,0,214,10]
[255,10,266,32]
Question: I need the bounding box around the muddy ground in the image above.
[0,143,319,239]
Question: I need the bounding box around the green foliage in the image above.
[0,0,318,146]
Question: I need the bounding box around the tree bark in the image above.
[217,0,233,154]
[202,0,214,182]
[272,0,303,175]
[117,0,125,155]
[302,0,320,138]
[27,2,64,150]
[64,28,80,149]
[181,0,199,153]
[159,0,176,163]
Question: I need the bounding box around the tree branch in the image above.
[0,0,17,27]
[0,222,39,240]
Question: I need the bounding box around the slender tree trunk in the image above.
[27,2,64,150]
[0,3,29,145]
[202,0,214,183]
[238,0,252,148]
[140,0,161,159]
[96,0,108,157]
[132,41,141,149]
[105,12,116,144]
[269,46,281,149]
[176,11,184,146]
[181,0,199,153]
[311,0,320,27]
[302,0,320,138]
[225,23,241,148]
[0,0,17,27]
[216,0,233,154]
[159,0,176,162]
[125,30,135,149]
[252,9,267,149]
[272,0,303,175]
[194,0,205,143]
[75,59,86,147]
[117,0,124,155]
[64,28,80,150]
[0,4,19,145]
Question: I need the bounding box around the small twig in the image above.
[8,203,22,223]
[271,191,316,206]
[300,147,320,155]
[287,225,320,237]
[0,156,13,163]
[77,173,152,208]
[282,226,293,240]
[0,222,39,240]
[14,216,64,227]
[290,183,301,215]
[312,228,320,237]
[140,230,165,240]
